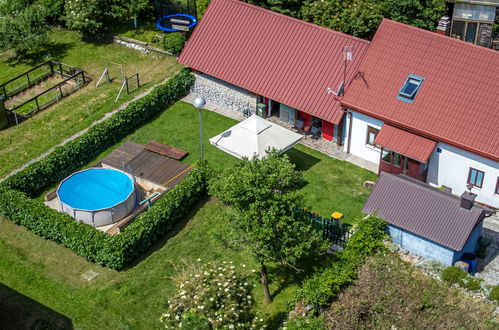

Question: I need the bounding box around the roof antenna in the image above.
[326,46,354,97]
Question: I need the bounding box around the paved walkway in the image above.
[476,214,499,285]
[182,94,378,173]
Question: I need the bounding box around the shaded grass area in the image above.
[0,27,182,178]
[325,254,499,329]
[0,197,330,329]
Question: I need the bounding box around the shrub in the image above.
[2,68,194,197]
[292,215,387,308]
[489,286,499,303]
[441,266,468,286]
[0,69,205,270]
[285,315,326,330]
[163,32,186,54]
[0,164,210,270]
[159,261,265,329]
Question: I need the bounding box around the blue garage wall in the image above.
[388,225,455,265]
[453,221,483,263]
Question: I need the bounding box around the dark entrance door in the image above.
[379,148,428,182]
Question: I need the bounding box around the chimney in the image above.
[460,191,477,210]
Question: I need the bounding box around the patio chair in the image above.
[310,125,321,140]
[292,118,304,132]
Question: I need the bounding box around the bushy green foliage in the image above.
[293,215,387,308]
[441,266,484,291]
[209,151,328,302]
[0,69,199,270]
[0,164,209,270]
[0,1,49,56]
[163,32,186,55]
[489,286,499,303]
[3,68,194,197]
[441,266,468,286]
[285,314,326,330]
[160,261,265,328]
[64,0,105,36]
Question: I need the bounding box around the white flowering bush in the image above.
[160,260,265,329]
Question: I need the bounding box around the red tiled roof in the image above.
[342,19,499,162]
[178,0,370,124]
[374,124,436,163]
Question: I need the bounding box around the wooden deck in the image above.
[145,141,188,160]
[127,150,193,188]
[101,141,143,170]
[101,141,193,189]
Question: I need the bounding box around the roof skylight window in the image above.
[397,74,424,104]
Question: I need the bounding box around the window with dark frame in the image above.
[397,74,424,104]
[495,177,499,195]
[381,149,391,163]
[467,167,485,188]
[366,126,379,146]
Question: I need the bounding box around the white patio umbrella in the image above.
[209,114,302,159]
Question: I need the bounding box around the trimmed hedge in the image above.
[0,68,208,270]
[2,68,195,197]
[0,164,209,270]
[293,215,387,308]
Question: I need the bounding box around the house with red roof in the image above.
[178,0,369,142]
[342,19,499,208]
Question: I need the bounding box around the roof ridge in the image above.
[380,18,499,56]
[217,0,370,44]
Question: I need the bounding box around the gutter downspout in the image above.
[345,110,353,154]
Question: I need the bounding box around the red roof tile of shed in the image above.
[178,0,370,124]
[374,124,437,163]
[342,19,499,162]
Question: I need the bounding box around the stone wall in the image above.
[191,73,257,116]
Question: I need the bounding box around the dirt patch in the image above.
[4,76,67,109]
[325,254,499,329]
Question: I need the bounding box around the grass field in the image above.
[0,100,377,328]
[0,27,182,178]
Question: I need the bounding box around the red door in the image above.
[379,149,427,182]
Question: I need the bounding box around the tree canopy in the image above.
[209,151,327,303]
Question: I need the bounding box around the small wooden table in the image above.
[144,141,188,160]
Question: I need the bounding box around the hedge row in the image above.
[293,215,387,308]
[0,68,205,270]
[2,68,195,197]
[0,164,209,270]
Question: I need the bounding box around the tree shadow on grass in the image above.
[4,41,73,67]
[285,147,321,172]
[0,283,73,330]
[123,196,209,270]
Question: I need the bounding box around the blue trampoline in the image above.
[156,14,197,32]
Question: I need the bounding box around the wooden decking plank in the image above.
[144,141,188,160]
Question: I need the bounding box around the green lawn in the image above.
[0,27,182,178]
[0,101,377,328]
[93,101,376,221]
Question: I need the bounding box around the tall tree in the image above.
[209,151,327,303]
[375,0,447,31]
[110,0,151,28]
[64,0,105,36]
[0,1,49,57]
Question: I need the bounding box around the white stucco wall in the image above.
[427,142,499,208]
[343,110,384,164]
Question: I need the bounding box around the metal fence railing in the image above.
[301,209,352,247]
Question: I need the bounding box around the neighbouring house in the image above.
[447,0,499,49]
[178,0,370,142]
[341,19,499,208]
[363,172,487,266]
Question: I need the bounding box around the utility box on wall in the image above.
[257,103,266,118]
[0,96,7,130]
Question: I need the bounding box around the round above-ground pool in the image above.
[57,168,136,226]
